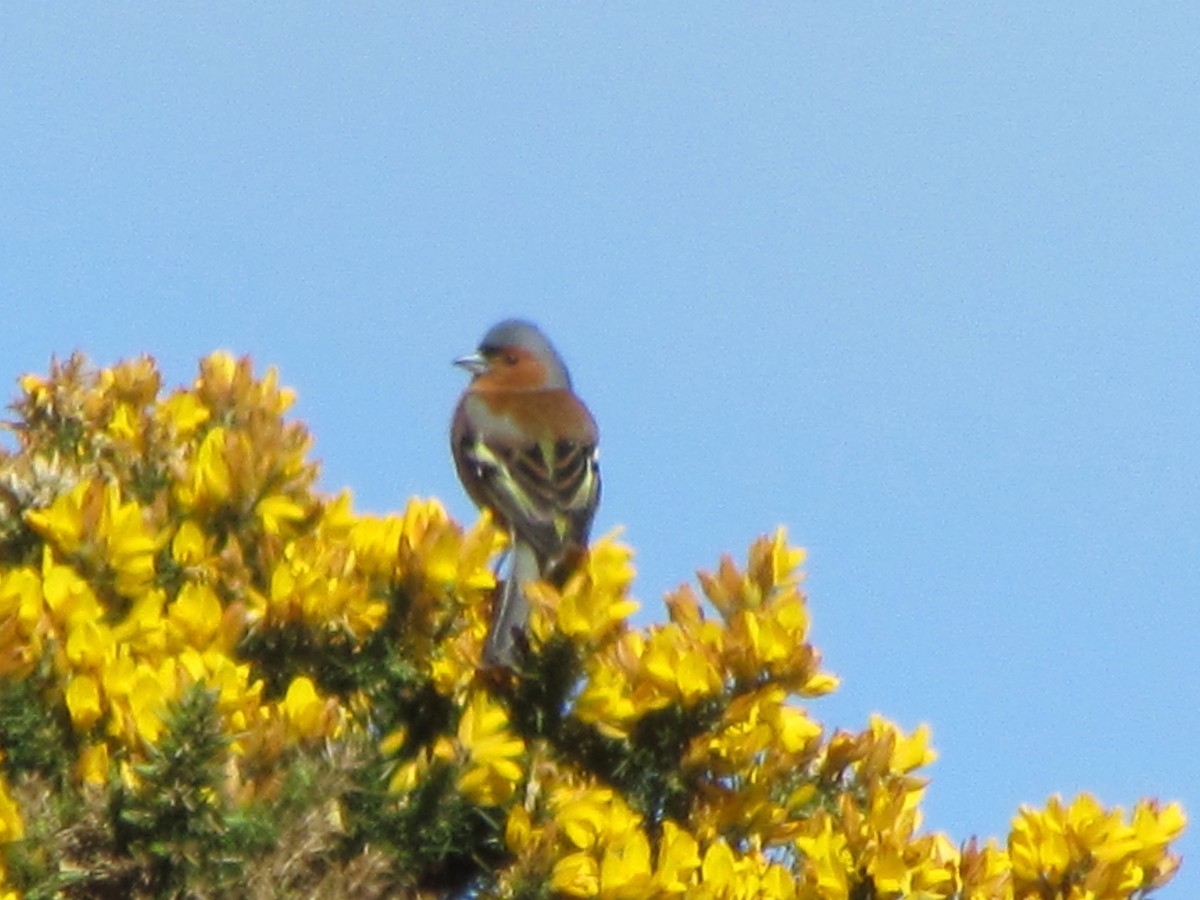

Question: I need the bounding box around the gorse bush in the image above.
[0,352,1185,898]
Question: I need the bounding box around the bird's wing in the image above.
[460,432,600,563]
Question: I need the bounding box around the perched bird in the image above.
[451,320,601,667]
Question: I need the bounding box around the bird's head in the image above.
[454,319,572,391]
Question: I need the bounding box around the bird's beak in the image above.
[453,352,489,376]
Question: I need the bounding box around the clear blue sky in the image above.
[3,5,1197,892]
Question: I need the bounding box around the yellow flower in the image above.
[349,513,405,577]
[194,350,239,400]
[698,840,737,894]
[1006,793,1184,896]
[557,788,622,851]
[256,493,307,536]
[282,675,331,742]
[797,816,854,899]
[111,660,178,746]
[0,776,24,843]
[77,741,110,785]
[171,520,209,566]
[65,618,114,671]
[541,535,639,646]
[0,566,45,676]
[396,499,502,606]
[456,692,525,806]
[41,551,104,628]
[27,481,160,598]
[773,703,823,754]
[168,582,223,648]
[200,651,264,722]
[99,355,161,406]
[574,648,643,738]
[552,851,600,897]
[884,716,937,773]
[640,623,723,706]
[1024,794,1185,896]
[177,426,232,509]
[1010,795,1073,885]
[66,673,104,729]
[1131,798,1187,856]
[549,784,656,899]
[858,715,937,782]
[156,390,211,437]
[505,804,536,854]
[97,483,161,597]
[0,567,42,632]
[113,590,168,656]
[598,828,652,899]
[959,836,1013,900]
[25,479,91,555]
[752,527,807,593]
[695,685,818,773]
[106,401,141,442]
[18,371,50,401]
[654,821,701,894]
[387,758,424,795]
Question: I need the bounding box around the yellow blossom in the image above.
[41,552,103,627]
[25,479,91,554]
[171,520,209,566]
[795,816,852,899]
[66,673,104,729]
[106,401,141,442]
[77,741,111,785]
[1010,793,1187,897]
[0,566,44,676]
[168,582,223,648]
[506,805,536,854]
[699,840,737,893]
[396,499,502,606]
[654,821,701,894]
[885,716,937,773]
[456,692,525,806]
[540,535,639,647]
[256,492,307,536]
[0,777,24,843]
[1010,795,1073,885]
[349,513,405,577]
[574,649,643,738]
[1131,798,1187,856]
[552,852,600,897]
[112,660,178,746]
[96,482,161,596]
[598,828,652,899]
[66,618,113,671]
[282,675,330,742]
[156,390,211,437]
[556,788,624,851]
[0,567,42,632]
[959,836,1012,900]
[640,623,723,706]
[27,481,160,597]
[177,426,232,509]
[113,590,168,656]
[100,355,161,405]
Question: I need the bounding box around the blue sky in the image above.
[3,5,1197,892]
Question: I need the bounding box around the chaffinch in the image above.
[451,319,601,668]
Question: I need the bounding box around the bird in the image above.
[451,319,601,668]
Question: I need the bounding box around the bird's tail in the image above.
[483,539,540,668]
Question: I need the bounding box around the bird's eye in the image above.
[504,353,519,366]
